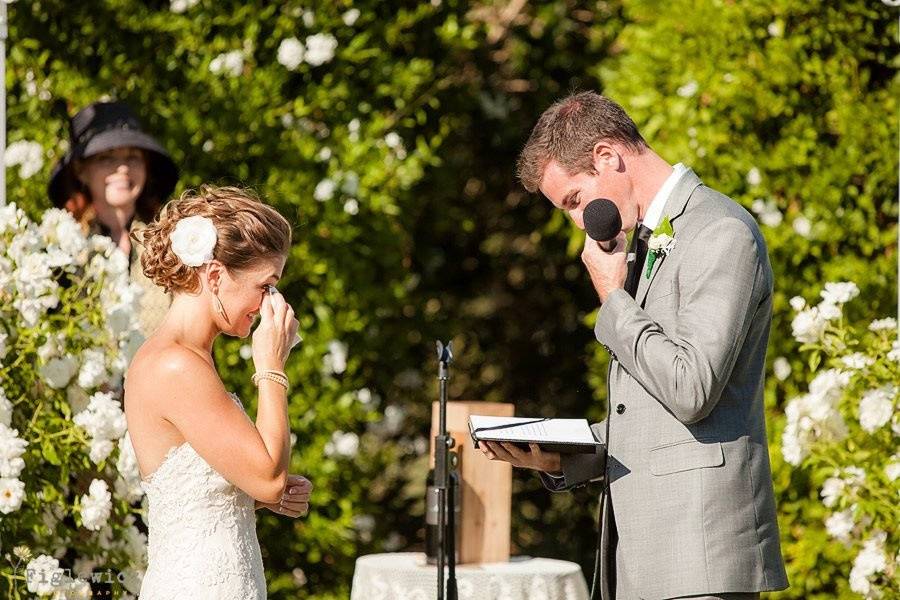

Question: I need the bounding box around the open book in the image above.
[468,415,602,455]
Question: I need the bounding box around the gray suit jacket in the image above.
[542,169,788,599]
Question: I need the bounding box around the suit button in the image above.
[616,404,625,415]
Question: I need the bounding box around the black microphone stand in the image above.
[434,341,458,600]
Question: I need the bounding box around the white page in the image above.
[468,415,598,445]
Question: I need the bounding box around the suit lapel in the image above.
[635,169,703,306]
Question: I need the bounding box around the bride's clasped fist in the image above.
[256,474,313,517]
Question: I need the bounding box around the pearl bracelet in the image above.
[252,370,289,391]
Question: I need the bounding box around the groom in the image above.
[480,92,789,600]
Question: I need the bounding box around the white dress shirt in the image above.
[641,162,688,231]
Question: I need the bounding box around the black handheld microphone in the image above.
[582,199,622,252]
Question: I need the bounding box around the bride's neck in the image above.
[159,295,220,359]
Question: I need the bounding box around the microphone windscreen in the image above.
[582,199,622,242]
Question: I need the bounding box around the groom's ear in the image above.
[591,141,619,172]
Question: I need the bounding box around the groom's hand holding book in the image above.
[480,441,562,476]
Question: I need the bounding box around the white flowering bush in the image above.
[0,205,147,597]
[781,282,899,598]
[5,0,896,597]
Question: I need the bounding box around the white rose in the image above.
[314,178,336,201]
[0,477,25,514]
[746,167,762,186]
[0,202,27,235]
[323,339,348,374]
[792,216,811,238]
[356,388,373,404]
[209,50,244,77]
[0,424,28,477]
[77,348,108,390]
[889,341,900,363]
[304,33,338,66]
[89,439,115,464]
[343,8,360,26]
[820,281,859,305]
[817,301,841,321]
[773,356,791,381]
[5,140,44,179]
[648,233,675,253]
[858,386,894,433]
[170,215,217,267]
[791,307,826,343]
[170,0,199,13]
[343,199,359,215]
[26,554,64,595]
[884,455,900,482]
[80,479,112,531]
[676,80,698,97]
[825,508,854,542]
[277,37,305,70]
[789,295,806,311]
[849,532,887,595]
[325,431,359,457]
[39,209,89,266]
[841,353,874,370]
[74,392,128,464]
[868,317,897,332]
[820,477,845,507]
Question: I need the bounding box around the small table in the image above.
[351,552,589,600]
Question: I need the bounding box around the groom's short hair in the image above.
[517,92,648,193]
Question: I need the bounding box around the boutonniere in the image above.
[645,216,676,279]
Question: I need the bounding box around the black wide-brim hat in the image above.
[48,101,179,207]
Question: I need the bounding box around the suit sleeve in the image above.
[540,421,607,491]
[594,217,766,424]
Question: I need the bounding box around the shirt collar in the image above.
[640,162,687,232]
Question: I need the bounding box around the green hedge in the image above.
[2,0,897,598]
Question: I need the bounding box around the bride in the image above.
[123,185,311,599]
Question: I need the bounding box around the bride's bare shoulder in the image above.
[126,339,213,393]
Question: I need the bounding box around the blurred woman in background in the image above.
[48,100,179,336]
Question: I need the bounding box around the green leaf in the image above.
[645,251,658,278]
[42,439,60,466]
[655,215,674,237]
[808,351,821,372]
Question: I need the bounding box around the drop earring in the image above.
[213,292,227,320]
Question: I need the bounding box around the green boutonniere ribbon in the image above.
[645,216,676,279]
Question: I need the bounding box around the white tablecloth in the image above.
[350,552,589,600]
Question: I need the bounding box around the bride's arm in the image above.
[150,348,290,504]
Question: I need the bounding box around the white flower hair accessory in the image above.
[170,215,217,267]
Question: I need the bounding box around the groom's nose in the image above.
[569,205,586,230]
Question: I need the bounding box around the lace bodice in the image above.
[137,392,266,599]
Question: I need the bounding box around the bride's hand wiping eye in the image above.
[251,288,300,372]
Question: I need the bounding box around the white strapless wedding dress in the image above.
[138,392,267,599]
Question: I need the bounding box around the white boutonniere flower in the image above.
[645,216,676,279]
[170,215,217,267]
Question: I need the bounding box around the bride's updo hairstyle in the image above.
[138,185,292,294]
